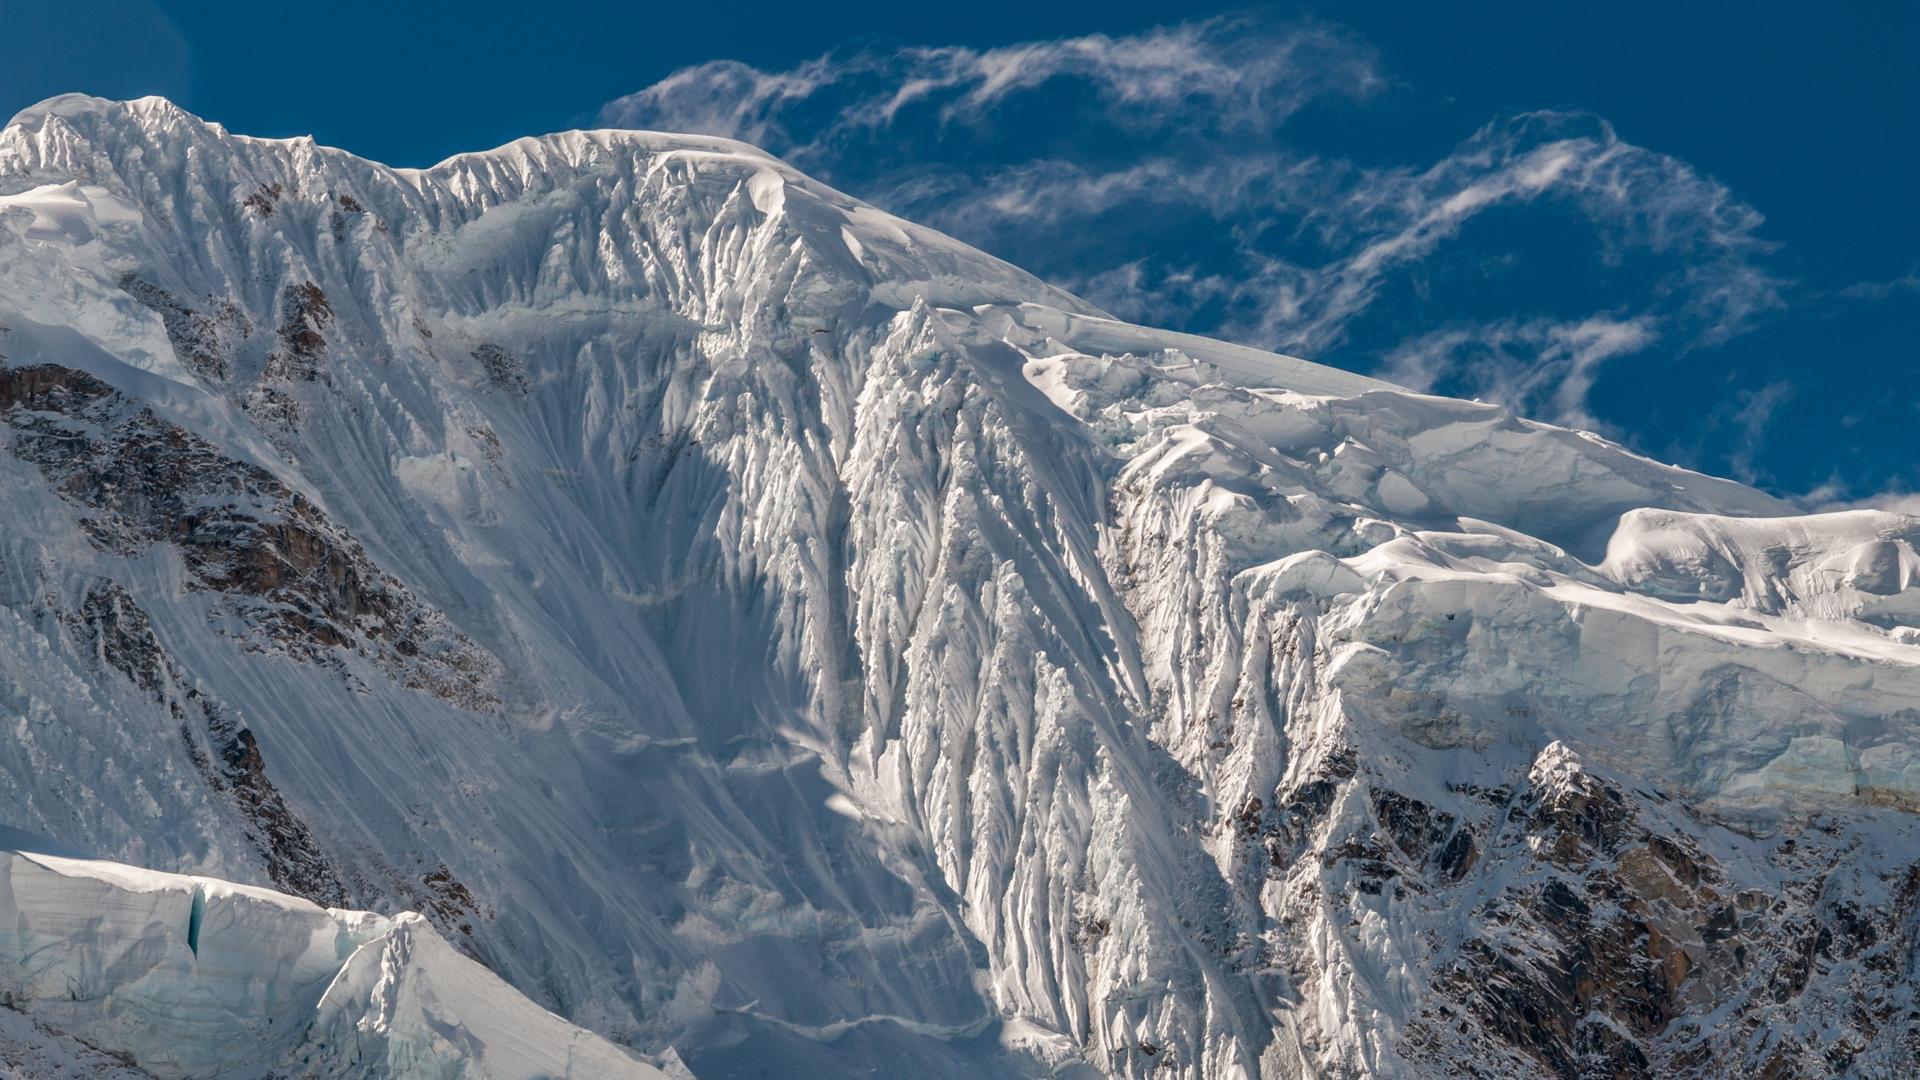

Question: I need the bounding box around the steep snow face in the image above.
[0,94,1915,1078]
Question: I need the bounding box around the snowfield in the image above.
[0,94,1913,1077]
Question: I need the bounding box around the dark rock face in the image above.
[117,274,249,382]
[413,863,491,939]
[470,343,530,395]
[1406,755,1918,1078]
[69,577,346,906]
[1230,694,1918,1080]
[241,281,335,429]
[4,360,502,948]
[263,281,333,385]
[0,363,496,709]
[241,181,284,218]
[74,577,165,695]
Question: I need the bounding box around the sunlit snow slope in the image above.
[0,95,1915,1078]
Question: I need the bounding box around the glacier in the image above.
[0,93,1913,1077]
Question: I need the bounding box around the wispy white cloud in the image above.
[1838,267,1920,303]
[1802,487,1920,517]
[600,16,1385,155]
[1380,315,1658,431]
[923,112,1781,382]
[1312,112,1784,352]
[598,14,1787,440]
[1719,380,1796,485]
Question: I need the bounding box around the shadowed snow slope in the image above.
[0,95,1915,1078]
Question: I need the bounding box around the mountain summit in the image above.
[0,96,1914,1078]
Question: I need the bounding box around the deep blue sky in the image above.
[4,1,1915,504]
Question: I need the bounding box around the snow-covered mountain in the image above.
[0,94,1914,1078]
